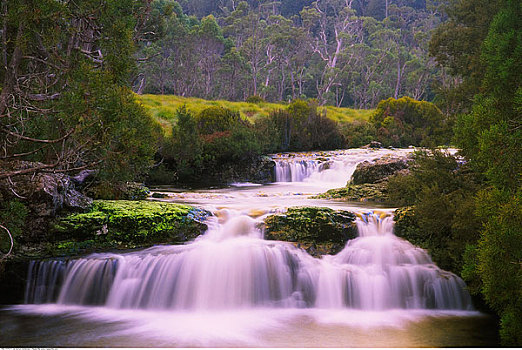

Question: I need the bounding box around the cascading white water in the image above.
[315,213,472,310]
[274,159,321,182]
[272,148,414,187]
[25,211,472,312]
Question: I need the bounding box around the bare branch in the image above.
[25,93,61,101]
[0,161,60,179]
[0,145,46,159]
[0,224,14,260]
[1,127,74,144]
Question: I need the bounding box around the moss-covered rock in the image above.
[315,182,389,202]
[50,200,210,256]
[264,207,357,256]
[393,206,420,241]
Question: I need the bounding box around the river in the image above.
[0,148,499,347]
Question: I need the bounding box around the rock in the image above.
[362,141,382,149]
[51,200,211,254]
[0,160,93,243]
[316,182,389,202]
[263,207,357,255]
[72,169,97,185]
[351,156,411,185]
[151,192,169,198]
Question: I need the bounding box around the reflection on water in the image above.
[0,306,499,347]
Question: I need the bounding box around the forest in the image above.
[0,0,520,347]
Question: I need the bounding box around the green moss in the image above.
[264,207,357,255]
[315,183,389,202]
[51,200,209,255]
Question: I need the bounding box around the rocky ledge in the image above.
[317,154,412,202]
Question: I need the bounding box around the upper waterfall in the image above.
[271,148,414,187]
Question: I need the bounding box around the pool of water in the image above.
[0,306,499,347]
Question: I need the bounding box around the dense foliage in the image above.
[0,0,161,183]
[263,100,344,151]
[154,105,262,183]
[455,0,521,344]
[389,150,482,273]
[369,97,452,147]
[395,0,522,343]
[152,100,346,183]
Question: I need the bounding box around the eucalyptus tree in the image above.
[222,1,269,97]
[301,0,365,105]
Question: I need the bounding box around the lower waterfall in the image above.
[24,211,472,311]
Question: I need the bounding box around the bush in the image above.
[263,99,344,152]
[245,95,265,104]
[390,150,481,273]
[157,105,264,184]
[370,97,452,147]
[463,188,522,346]
[340,120,376,148]
[196,106,243,135]
[0,199,28,255]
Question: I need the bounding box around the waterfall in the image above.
[316,213,473,310]
[24,211,472,311]
[274,159,321,182]
[272,149,414,186]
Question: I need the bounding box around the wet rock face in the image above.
[263,207,357,255]
[217,156,275,184]
[351,156,411,185]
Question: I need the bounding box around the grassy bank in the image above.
[137,94,374,134]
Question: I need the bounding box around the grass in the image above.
[137,94,374,132]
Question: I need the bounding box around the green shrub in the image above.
[465,188,522,346]
[196,106,243,135]
[340,120,376,148]
[370,97,452,147]
[390,150,481,273]
[245,95,265,104]
[263,100,344,151]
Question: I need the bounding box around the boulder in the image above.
[316,182,389,202]
[0,160,93,243]
[361,141,383,149]
[263,207,357,255]
[51,200,210,252]
[351,156,411,185]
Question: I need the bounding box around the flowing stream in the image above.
[1,148,498,347]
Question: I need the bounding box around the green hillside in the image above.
[137,94,373,133]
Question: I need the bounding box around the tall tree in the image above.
[429,0,500,113]
[0,0,159,181]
